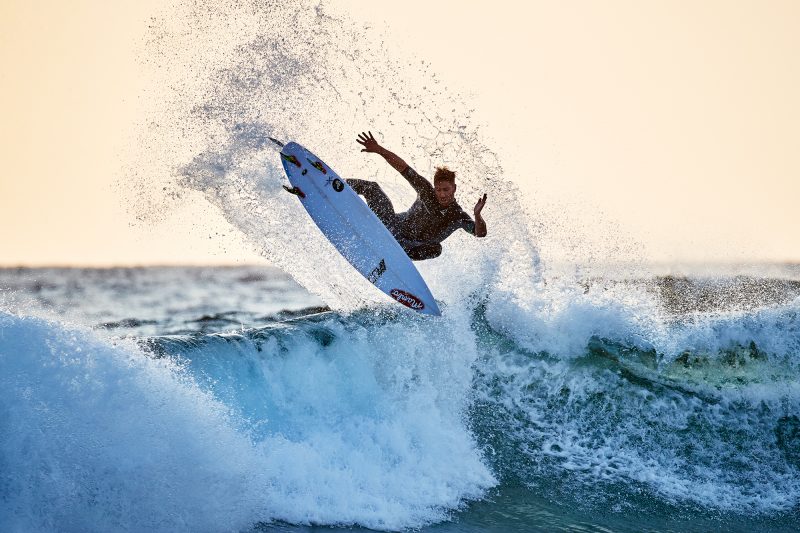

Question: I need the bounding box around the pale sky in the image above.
[1,0,798,266]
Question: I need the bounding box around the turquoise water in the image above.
[2,266,799,532]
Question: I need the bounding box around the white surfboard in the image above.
[277,141,440,316]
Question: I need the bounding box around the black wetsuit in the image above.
[348,166,476,260]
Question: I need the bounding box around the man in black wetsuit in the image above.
[348,131,487,261]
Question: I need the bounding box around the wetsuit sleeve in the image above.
[401,166,437,205]
[461,213,476,235]
[432,211,476,243]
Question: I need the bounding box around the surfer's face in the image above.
[434,181,456,206]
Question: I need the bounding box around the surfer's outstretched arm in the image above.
[357,131,409,175]
[357,131,433,198]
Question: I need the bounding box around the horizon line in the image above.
[1,259,799,269]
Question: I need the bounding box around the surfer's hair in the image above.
[433,167,456,185]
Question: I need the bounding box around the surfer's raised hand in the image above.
[473,193,488,237]
[357,131,381,153]
[358,132,410,174]
[474,193,488,216]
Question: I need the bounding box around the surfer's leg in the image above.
[347,179,397,226]
[406,242,442,261]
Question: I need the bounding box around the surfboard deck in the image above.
[278,141,441,316]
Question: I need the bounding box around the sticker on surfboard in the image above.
[389,288,425,310]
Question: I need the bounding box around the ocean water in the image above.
[1,264,800,532]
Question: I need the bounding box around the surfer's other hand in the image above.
[474,193,487,216]
[357,131,380,153]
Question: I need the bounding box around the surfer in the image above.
[349,131,487,261]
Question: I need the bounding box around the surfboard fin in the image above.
[283,185,306,199]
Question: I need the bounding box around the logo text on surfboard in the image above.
[390,288,425,310]
[367,259,386,284]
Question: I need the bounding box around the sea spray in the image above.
[128,0,540,314]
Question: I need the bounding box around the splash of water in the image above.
[129,0,540,313]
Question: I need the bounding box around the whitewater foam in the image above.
[0,312,269,532]
[0,310,496,532]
